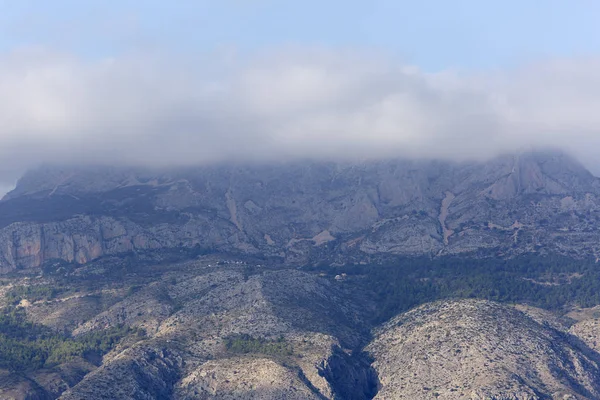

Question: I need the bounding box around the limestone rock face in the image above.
[0,215,241,271]
[0,153,600,272]
[367,300,600,400]
[1,151,600,272]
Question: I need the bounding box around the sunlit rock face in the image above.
[367,299,600,400]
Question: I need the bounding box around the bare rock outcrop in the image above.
[174,357,322,400]
[367,300,600,399]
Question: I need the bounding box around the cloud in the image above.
[1,47,600,186]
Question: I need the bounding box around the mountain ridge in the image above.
[0,150,599,272]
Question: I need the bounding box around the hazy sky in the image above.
[2,0,600,192]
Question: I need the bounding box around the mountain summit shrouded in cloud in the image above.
[2,49,600,178]
[2,1,600,187]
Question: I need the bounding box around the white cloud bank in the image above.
[2,47,600,184]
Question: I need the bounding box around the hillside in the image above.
[0,258,378,399]
[3,256,600,399]
[368,299,600,399]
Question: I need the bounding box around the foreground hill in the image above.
[1,150,600,272]
[0,258,378,399]
[368,299,600,399]
[1,256,600,399]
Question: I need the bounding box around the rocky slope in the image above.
[22,259,375,399]
[6,259,600,399]
[1,150,600,272]
[367,299,600,399]
[3,253,600,398]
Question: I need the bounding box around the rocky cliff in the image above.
[1,150,599,273]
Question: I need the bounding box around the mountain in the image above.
[3,150,600,399]
[1,150,599,273]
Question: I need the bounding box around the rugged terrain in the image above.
[1,151,600,272]
[368,300,600,399]
[4,258,600,399]
[1,151,600,399]
[0,258,379,399]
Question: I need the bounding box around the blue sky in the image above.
[2,0,600,70]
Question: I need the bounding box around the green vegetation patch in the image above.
[224,334,293,357]
[5,285,63,304]
[0,307,142,371]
